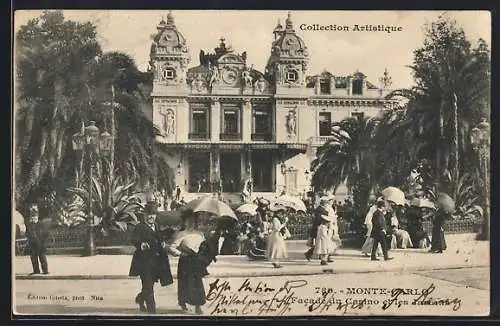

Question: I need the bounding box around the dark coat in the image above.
[371,209,388,238]
[310,206,328,239]
[431,209,447,251]
[129,222,173,286]
[26,222,48,254]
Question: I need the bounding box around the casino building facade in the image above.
[150,12,397,202]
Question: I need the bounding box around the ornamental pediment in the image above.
[217,53,245,65]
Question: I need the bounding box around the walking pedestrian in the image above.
[305,195,334,261]
[265,210,288,268]
[169,211,207,315]
[25,204,49,275]
[129,201,173,314]
[361,198,383,257]
[429,206,448,253]
[370,199,393,261]
[314,215,335,265]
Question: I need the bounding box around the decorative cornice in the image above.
[186,95,273,103]
[308,97,397,107]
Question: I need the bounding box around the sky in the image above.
[14,10,491,89]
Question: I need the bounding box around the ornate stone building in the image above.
[150,12,396,202]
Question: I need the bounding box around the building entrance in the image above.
[220,152,241,193]
[251,151,274,192]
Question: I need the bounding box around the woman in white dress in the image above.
[265,211,288,268]
[327,201,341,261]
[314,215,335,265]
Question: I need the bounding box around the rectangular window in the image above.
[320,79,331,94]
[252,106,272,141]
[188,152,211,192]
[221,104,241,140]
[352,79,363,95]
[189,103,210,140]
[251,151,274,192]
[318,112,332,136]
[351,111,364,120]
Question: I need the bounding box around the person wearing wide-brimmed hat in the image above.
[265,210,288,268]
[314,214,336,265]
[168,209,209,314]
[305,195,335,261]
[129,201,173,314]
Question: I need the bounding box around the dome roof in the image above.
[272,13,308,57]
[153,12,187,52]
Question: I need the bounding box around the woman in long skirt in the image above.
[169,213,207,314]
[265,211,288,268]
[361,200,382,257]
[314,216,334,265]
[429,208,447,253]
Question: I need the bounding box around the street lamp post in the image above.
[73,121,114,256]
[470,117,490,241]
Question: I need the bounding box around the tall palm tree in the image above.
[311,115,378,229]
[15,10,102,214]
[392,16,490,194]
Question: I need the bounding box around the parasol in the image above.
[236,203,258,215]
[272,195,307,212]
[13,210,26,234]
[436,193,455,214]
[191,197,238,220]
[381,186,406,206]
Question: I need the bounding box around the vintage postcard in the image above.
[12,10,490,317]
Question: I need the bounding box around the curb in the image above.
[15,263,489,280]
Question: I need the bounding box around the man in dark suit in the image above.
[371,200,393,261]
[129,201,173,313]
[26,204,49,275]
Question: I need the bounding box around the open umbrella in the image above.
[272,195,307,212]
[236,203,258,215]
[13,210,26,234]
[410,198,436,210]
[436,193,455,214]
[192,197,238,220]
[184,195,212,211]
[381,187,406,206]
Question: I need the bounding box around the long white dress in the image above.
[326,206,341,251]
[314,224,334,256]
[265,217,287,260]
[361,205,382,256]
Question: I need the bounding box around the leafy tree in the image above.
[387,14,490,195]
[311,115,378,231]
[15,10,102,215]
[15,11,173,218]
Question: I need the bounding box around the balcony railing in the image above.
[220,133,242,141]
[251,133,273,141]
[189,132,210,141]
[308,136,336,147]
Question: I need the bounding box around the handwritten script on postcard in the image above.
[205,278,462,316]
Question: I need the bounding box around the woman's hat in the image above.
[144,201,158,215]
